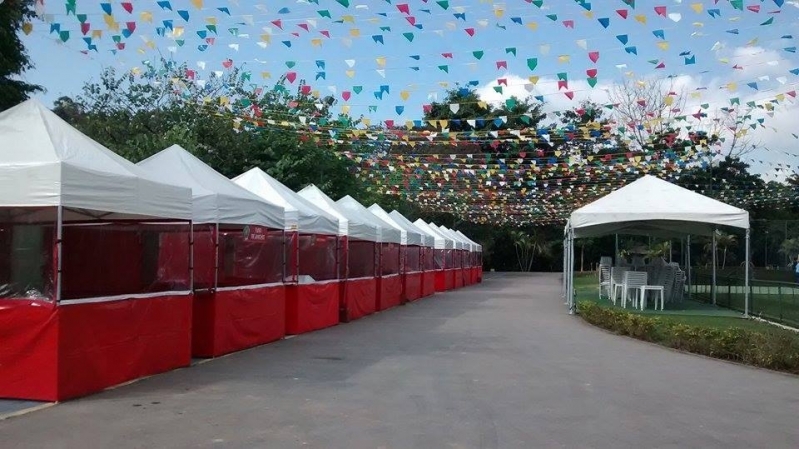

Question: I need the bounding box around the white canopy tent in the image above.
[389,211,434,248]
[232,167,338,235]
[429,223,462,251]
[138,146,284,228]
[441,226,472,253]
[0,99,192,221]
[297,185,374,240]
[336,196,402,244]
[564,175,751,316]
[367,204,424,246]
[414,220,450,250]
[455,230,482,253]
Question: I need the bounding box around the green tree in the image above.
[0,0,43,111]
[703,231,738,269]
[59,59,365,199]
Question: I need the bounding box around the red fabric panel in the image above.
[348,240,376,278]
[434,249,445,270]
[191,291,216,357]
[286,231,298,284]
[61,228,143,299]
[403,272,423,302]
[422,271,436,297]
[478,266,483,282]
[57,294,192,401]
[377,274,402,311]
[403,245,421,273]
[193,228,216,289]
[216,286,285,357]
[217,227,283,287]
[192,287,286,357]
[454,269,464,289]
[434,271,447,292]
[340,277,377,322]
[285,282,339,335]
[0,300,59,401]
[380,243,400,276]
[298,234,337,281]
[445,269,455,290]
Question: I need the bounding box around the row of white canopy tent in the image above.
[0,99,482,402]
[563,175,751,316]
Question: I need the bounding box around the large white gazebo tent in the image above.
[563,175,751,315]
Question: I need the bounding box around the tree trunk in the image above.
[580,244,584,272]
[722,248,727,269]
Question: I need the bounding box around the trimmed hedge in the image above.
[578,301,799,375]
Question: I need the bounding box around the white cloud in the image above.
[473,46,799,176]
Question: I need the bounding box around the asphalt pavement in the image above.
[2,272,798,448]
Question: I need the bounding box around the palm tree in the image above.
[704,232,738,269]
[511,230,549,272]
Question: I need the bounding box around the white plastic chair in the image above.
[599,265,611,299]
[620,271,647,309]
[610,267,629,305]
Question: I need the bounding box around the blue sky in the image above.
[20,0,799,176]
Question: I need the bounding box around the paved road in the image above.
[2,273,798,448]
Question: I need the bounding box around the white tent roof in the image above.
[367,204,423,246]
[0,99,192,221]
[414,220,451,250]
[389,211,434,248]
[455,230,482,252]
[337,196,402,244]
[569,175,750,238]
[233,168,339,235]
[297,185,378,241]
[440,226,472,251]
[431,223,463,250]
[138,146,283,228]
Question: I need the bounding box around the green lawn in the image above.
[574,273,797,333]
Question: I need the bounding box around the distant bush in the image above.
[578,301,799,375]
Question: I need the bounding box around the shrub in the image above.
[577,301,799,375]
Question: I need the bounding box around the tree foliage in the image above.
[0,0,43,111]
[54,59,364,199]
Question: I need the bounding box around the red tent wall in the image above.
[341,238,377,321]
[190,225,286,358]
[434,249,448,292]
[453,249,464,289]
[285,233,339,335]
[377,242,401,311]
[0,215,193,401]
[421,247,436,297]
[403,245,423,302]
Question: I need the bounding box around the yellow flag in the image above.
[191,0,203,9]
[342,15,355,23]
[140,11,153,23]
[104,14,120,31]
[691,3,703,13]
[22,22,33,35]
[345,70,355,78]
[311,38,322,47]
[526,22,538,31]
[376,56,386,67]
[350,28,360,37]
[634,14,647,24]
[400,90,410,101]
[657,41,669,50]
[528,76,540,84]
[557,55,570,63]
